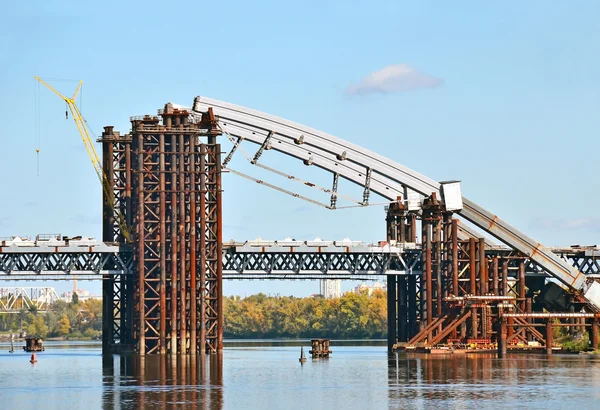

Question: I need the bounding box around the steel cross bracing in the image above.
[100,126,134,355]
[0,287,60,312]
[188,97,596,302]
[1,244,598,280]
[0,244,131,276]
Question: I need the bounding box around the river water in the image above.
[1,340,600,409]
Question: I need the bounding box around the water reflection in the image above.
[388,353,600,409]
[4,341,600,409]
[102,354,223,410]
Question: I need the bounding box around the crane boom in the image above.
[34,77,103,182]
[34,76,131,242]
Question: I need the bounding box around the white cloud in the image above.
[346,64,443,96]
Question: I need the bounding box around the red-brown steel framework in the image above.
[98,102,597,356]
[387,193,599,354]
[100,105,223,355]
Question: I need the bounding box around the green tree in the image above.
[71,292,79,305]
[26,315,48,338]
[55,314,71,336]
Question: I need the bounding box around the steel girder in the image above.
[0,249,130,275]
[222,249,421,278]
[189,97,591,299]
[1,246,597,279]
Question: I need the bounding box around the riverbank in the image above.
[0,333,98,342]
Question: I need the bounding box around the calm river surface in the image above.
[1,340,600,409]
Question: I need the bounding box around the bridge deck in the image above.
[1,241,597,280]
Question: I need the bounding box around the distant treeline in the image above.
[1,290,387,340]
[0,297,102,339]
[224,290,387,339]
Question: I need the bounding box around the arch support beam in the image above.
[189,96,598,308]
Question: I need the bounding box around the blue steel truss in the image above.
[0,244,597,280]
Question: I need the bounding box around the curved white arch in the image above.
[188,96,592,300]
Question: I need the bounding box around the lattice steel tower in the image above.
[100,104,223,355]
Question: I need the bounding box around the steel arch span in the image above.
[188,96,599,307]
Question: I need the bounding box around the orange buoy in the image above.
[30,353,37,364]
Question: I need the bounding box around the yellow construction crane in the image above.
[34,76,131,242]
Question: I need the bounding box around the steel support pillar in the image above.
[498,318,507,358]
[546,321,553,355]
[102,131,116,355]
[124,105,222,355]
[592,320,599,351]
[100,126,133,355]
[407,274,418,339]
[387,274,397,351]
[203,141,224,353]
[397,275,408,343]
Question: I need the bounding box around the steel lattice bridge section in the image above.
[1,242,598,280]
[4,96,599,356]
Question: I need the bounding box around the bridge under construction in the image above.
[1,96,599,357]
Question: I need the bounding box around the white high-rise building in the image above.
[320,279,341,298]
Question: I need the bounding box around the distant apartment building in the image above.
[352,282,386,296]
[320,279,342,298]
[60,289,101,302]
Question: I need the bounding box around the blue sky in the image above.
[1,1,599,296]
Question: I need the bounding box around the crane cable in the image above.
[34,80,40,176]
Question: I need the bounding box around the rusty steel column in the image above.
[546,321,553,355]
[387,274,397,351]
[471,307,478,339]
[397,275,408,343]
[130,115,171,355]
[125,107,214,355]
[386,204,395,242]
[178,133,187,353]
[199,145,207,353]
[215,144,224,352]
[479,238,487,295]
[451,220,459,296]
[123,138,134,349]
[170,133,178,355]
[203,137,223,353]
[526,297,533,342]
[592,320,599,351]
[498,318,507,358]
[99,126,133,353]
[189,139,197,355]
[432,207,442,317]
[491,257,499,295]
[469,236,478,339]
[407,213,417,243]
[407,274,418,339]
[135,129,146,355]
[101,128,115,355]
[501,259,508,296]
[422,207,432,326]
[397,199,406,243]
[469,238,476,295]
[518,260,526,312]
[159,133,167,354]
[442,213,450,301]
